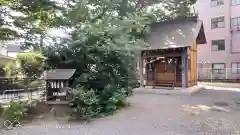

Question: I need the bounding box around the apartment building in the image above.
[6,44,23,58]
[196,0,240,80]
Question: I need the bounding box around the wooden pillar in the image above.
[139,51,144,87]
[46,81,52,101]
[181,49,188,88]
[153,63,156,88]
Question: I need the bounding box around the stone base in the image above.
[31,101,71,118]
[133,85,205,96]
[48,104,71,117]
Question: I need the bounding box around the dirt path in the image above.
[2,89,240,135]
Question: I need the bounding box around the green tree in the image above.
[0,0,64,50]
[43,0,197,118]
[17,52,45,78]
[3,61,21,78]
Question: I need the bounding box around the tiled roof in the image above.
[41,69,76,80]
[145,16,206,50]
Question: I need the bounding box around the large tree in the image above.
[1,0,197,118]
[0,0,64,50]
[0,0,197,49]
[42,0,197,118]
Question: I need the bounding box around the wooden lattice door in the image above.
[155,57,176,86]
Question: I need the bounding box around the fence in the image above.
[197,68,240,82]
[0,78,46,103]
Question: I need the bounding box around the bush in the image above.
[2,101,28,126]
[28,80,44,88]
[1,99,39,127]
[69,84,128,120]
[97,85,127,116]
[20,100,39,114]
[0,105,4,116]
[69,87,99,120]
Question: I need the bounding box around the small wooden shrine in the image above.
[42,69,76,101]
[139,16,206,88]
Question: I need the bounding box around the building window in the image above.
[232,0,240,5]
[231,17,240,28]
[231,62,240,73]
[211,17,225,29]
[211,0,224,6]
[212,63,225,74]
[211,40,225,51]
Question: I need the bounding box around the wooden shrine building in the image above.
[42,69,76,101]
[139,16,206,88]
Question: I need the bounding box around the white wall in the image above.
[0,45,7,55]
[7,52,18,58]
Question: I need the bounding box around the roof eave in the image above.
[142,46,189,51]
[196,22,207,44]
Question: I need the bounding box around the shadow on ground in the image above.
[2,88,240,135]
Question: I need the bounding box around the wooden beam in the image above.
[144,53,182,58]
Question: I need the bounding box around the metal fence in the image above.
[0,78,46,103]
[197,68,240,82]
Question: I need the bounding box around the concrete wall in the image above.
[0,56,15,65]
[196,0,240,65]
[196,0,240,79]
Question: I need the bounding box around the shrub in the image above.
[20,100,39,114]
[97,85,127,116]
[28,80,44,88]
[0,104,4,116]
[2,101,28,126]
[69,84,128,119]
[1,100,39,127]
[69,87,99,120]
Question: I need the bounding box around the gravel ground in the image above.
[1,89,240,135]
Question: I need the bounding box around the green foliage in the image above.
[28,79,44,88]
[17,52,45,78]
[69,87,99,120]
[0,0,197,50]
[2,101,28,126]
[4,52,45,78]
[1,0,197,121]
[0,0,64,51]
[20,100,39,114]
[0,104,4,117]
[3,52,45,91]
[42,0,196,119]
[1,99,39,126]
[3,62,21,78]
[97,85,127,116]
[69,85,128,119]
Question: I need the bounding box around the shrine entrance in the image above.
[154,57,182,87]
[146,56,182,88]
